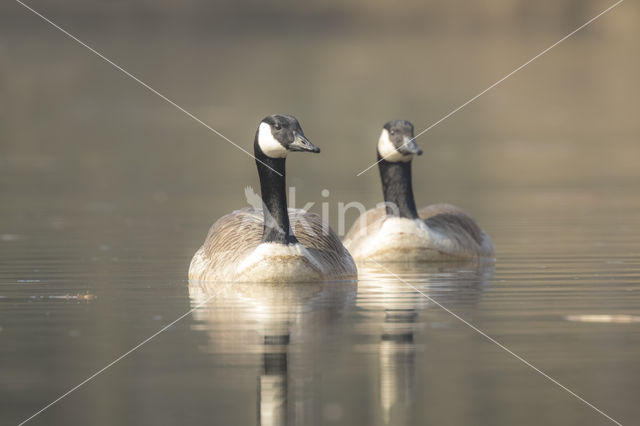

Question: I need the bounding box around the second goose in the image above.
[344,120,494,262]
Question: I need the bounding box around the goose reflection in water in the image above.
[356,260,494,425]
[188,280,357,426]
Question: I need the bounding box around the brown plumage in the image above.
[189,114,357,282]
[190,208,357,282]
[344,204,494,261]
[419,204,486,247]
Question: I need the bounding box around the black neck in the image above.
[378,154,419,219]
[254,138,298,245]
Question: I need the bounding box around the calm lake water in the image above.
[1,3,640,425]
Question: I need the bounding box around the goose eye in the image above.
[274,123,281,130]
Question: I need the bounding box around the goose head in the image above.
[377,120,423,162]
[255,114,320,158]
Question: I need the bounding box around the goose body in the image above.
[190,207,356,282]
[189,115,356,282]
[344,204,493,261]
[344,120,494,262]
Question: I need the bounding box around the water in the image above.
[2,2,640,425]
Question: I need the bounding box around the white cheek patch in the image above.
[258,122,288,158]
[377,129,412,162]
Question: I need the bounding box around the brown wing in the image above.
[194,208,264,276]
[419,203,492,255]
[289,209,357,277]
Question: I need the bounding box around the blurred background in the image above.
[1,1,639,425]
[1,0,638,231]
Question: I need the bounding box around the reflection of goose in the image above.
[189,114,357,282]
[357,261,494,425]
[379,308,416,425]
[189,280,357,426]
[344,120,494,262]
[261,346,288,426]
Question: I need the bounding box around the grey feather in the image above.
[343,204,493,259]
[419,203,493,257]
[189,208,357,281]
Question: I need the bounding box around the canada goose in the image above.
[343,120,494,262]
[189,114,357,282]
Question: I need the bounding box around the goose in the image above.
[343,120,494,262]
[189,114,357,282]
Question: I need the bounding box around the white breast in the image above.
[237,242,325,281]
[349,217,456,261]
[378,217,433,246]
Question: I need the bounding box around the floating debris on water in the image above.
[18,279,40,283]
[48,292,97,301]
[565,314,640,324]
[1,234,25,242]
[19,293,97,302]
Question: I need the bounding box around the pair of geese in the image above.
[189,114,494,282]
